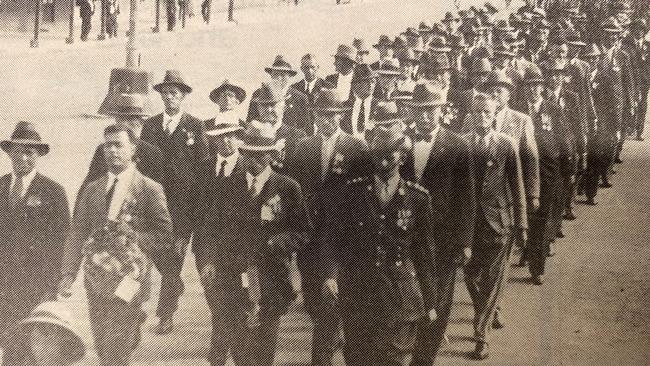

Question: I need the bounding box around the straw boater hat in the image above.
[373,101,402,126]
[482,69,514,90]
[374,34,394,49]
[209,80,247,104]
[239,121,285,152]
[376,58,402,76]
[19,302,85,364]
[312,89,351,113]
[264,55,298,76]
[153,70,192,94]
[1,121,50,156]
[106,93,150,117]
[351,64,377,83]
[523,65,545,84]
[405,82,448,107]
[332,44,357,63]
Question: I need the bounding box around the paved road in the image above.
[0,0,648,364]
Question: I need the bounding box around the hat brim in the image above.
[153,82,192,94]
[1,140,49,155]
[239,140,284,152]
[205,125,244,136]
[20,318,85,363]
[209,85,247,104]
[264,67,298,77]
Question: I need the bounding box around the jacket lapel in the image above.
[425,128,446,173]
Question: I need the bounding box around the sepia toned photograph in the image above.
[1,0,649,364]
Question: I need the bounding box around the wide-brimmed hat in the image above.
[429,35,452,53]
[312,89,351,113]
[442,11,459,23]
[371,126,406,153]
[393,35,408,50]
[404,82,447,107]
[483,69,514,89]
[19,302,85,364]
[376,58,402,76]
[602,17,624,33]
[353,38,371,54]
[209,79,247,104]
[351,64,377,83]
[1,121,49,156]
[106,93,150,117]
[418,21,433,33]
[205,119,244,137]
[395,48,420,65]
[403,27,420,39]
[373,101,402,126]
[153,70,192,94]
[420,53,452,75]
[565,29,586,47]
[239,121,284,152]
[470,57,493,75]
[583,43,602,57]
[256,83,287,104]
[333,44,357,63]
[493,43,516,58]
[523,65,545,84]
[374,34,394,48]
[264,55,297,76]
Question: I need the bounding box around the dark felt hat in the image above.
[376,58,402,76]
[523,65,545,84]
[1,121,49,156]
[332,44,357,63]
[209,79,247,104]
[239,121,284,152]
[351,64,378,83]
[264,55,298,76]
[153,70,192,94]
[404,82,447,107]
[370,126,406,153]
[373,101,402,125]
[420,53,452,74]
[483,69,514,89]
[429,35,452,53]
[312,88,351,113]
[374,34,394,48]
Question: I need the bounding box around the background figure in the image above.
[106,0,119,38]
[78,0,95,41]
[166,0,177,31]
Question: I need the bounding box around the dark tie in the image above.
[106,178,118,210]
[218,159,228,177]
[248,176,258,197]
[357,101,366,133]
[8,177,23,208]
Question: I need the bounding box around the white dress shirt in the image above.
[321,128,341,178]
[106,165,136,221]
[304,79,317,94]
[9,169,37,198]
[215,152,239,177]
[413,125,440,182]
[246,165,272,197]
[336,73,353,98]
[163,110,183,135]
[351,97,373,137]
[374,174,400,205]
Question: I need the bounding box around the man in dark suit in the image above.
[194,123,311,366]
[59,124,173,366]
[77,93,164,209]
[374,59,402,102]
[520,66,573,285]
[0,122,70,365]
[370,35,395,71]
[287,89,371,366]
[448,57,493,132]
[342,64,378,138]
[141,70,209,334]
[325,44,357,101]
[400,82,476,366]
[321,127,438,366]
[623,19,650,140]
[462,94,527,360]
[247,55,310,134]
[291,54,333,136]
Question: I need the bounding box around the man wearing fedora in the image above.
[399,82,475,366]
[206,80,247,129]
[394,48,419,93]
[287,89,371,366]
[370,35,395,71]
[59,124,173,366]
[448,57,493,132]
[343,63,378,138]
[247,55,309,134]
[622,19,650,141]
[77,93,165,207]
[0,122,70,366]
[462,93,527,360]
[320,127,438,366]
[326,44,358,101]
[374,59,402,102]
[291,54,333,136]
[142,70,209,335]
[195,122,311,366]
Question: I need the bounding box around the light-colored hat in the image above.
[239,121,285,152]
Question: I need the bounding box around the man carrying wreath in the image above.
[58,124,173,366]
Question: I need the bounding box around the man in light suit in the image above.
[0,122,70,366]
[141,70,209,334]
[287,89,371,366]
[463,94,527,360]
[291,54,333,136]
[325,44,358,101]
[401,82,476,366]
[59,124,173,366]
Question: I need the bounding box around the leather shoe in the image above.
[532,274,544,285]
[563,212,576,220]
[585,197,597,206]
[492,309,505,329]
[471,342,489,360]
[614,158,623,164]
[599,181,613,188]
[154,318,174,335]
[556,230,565,238]
[637,136,644,141]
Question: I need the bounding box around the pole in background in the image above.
[66,0,75,43]
[152,0,160,32]
[30,0,41,48]
[228,0,234,22]
[98,0,106,40]
[125,0,138,67]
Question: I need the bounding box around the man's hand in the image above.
[427,308,438,322]
[322,278,338,302]
[57,275,75,298]
[199,263,216,287]
[174,237,189,258]
[528,198,540,212]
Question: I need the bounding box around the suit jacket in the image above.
[463,133,527,236]
[566,58,598,137]
[247,86,310,133]
[325,73,355,101]
[400,128,476,259]
[623,37,650,88]
[592,53,626,134]
[0,173,70,332]
[141,112,209,238]
[291,78,332,135]
[270,123,307,174]
[447,88,478,133]
[75,139,165,214]
[193,170,311,316]
[320,177,438,323]
[546,89,583,157]
[61,170,173,302]
[341,97,379,136]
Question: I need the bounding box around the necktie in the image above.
[8,177,23,208]
[165,118,174,135]
[248,176,258,197]
[218,159,228,177]
[357,101,366,134]
[106,178,118,210]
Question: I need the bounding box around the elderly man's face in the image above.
[8,145,39,177]
[270,71,292,90]
[217,90,240,112]
[413,105,442,132]
[213,133,239,157]
[472,97,497,134]
[301,58,318,82]
[257,100,285,125]
[490,85,511,110]
[352,79,376,99]
[159,85,185,112]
